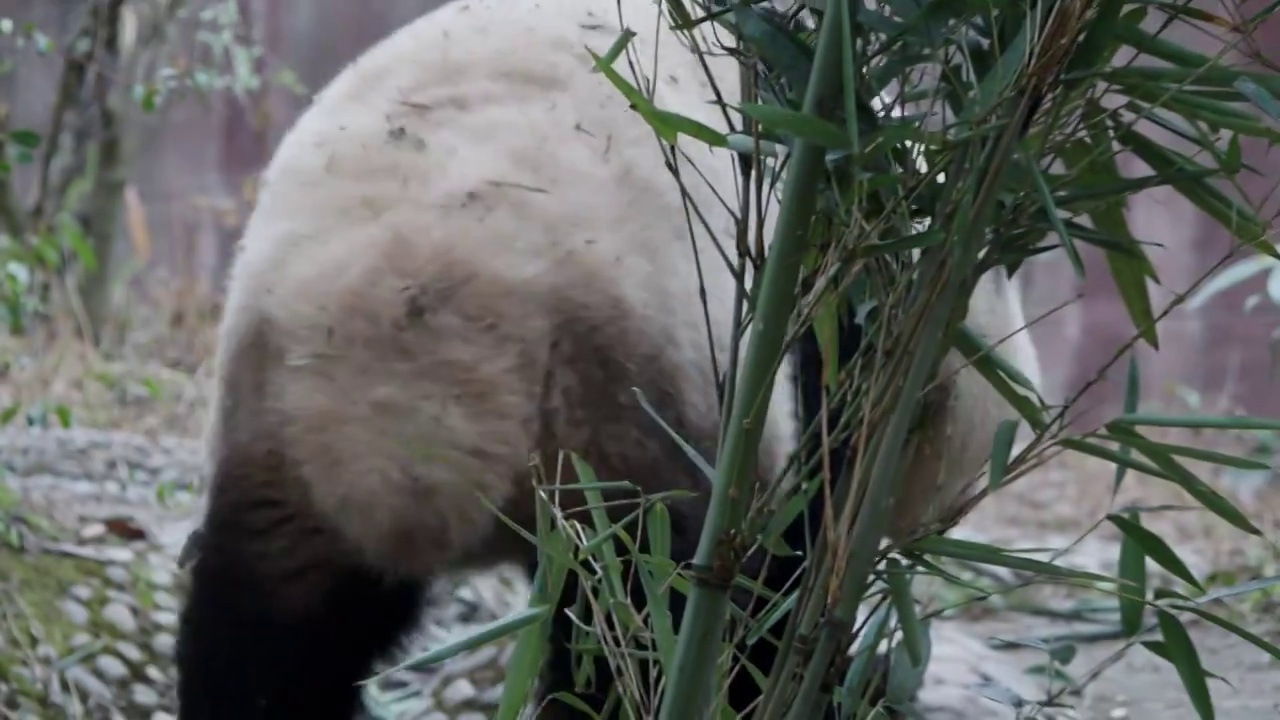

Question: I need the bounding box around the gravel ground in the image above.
[0,426,1115,720]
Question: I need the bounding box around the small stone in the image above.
[114,640,145,664]
[441,644,500,677]
[58,599,90,627]
[151,632,176,657]
[477,684,504,705]
[98,545,136,563]
[151,712,177,720]
[144,664,167,683]
[440,677,477,708]
[79,522,107,541]
[146,551,175,571]
[92,653,130,682]
[148,566,175,589]
[68,584,96,602]
[130,683,161,708]
[70,632,94,649]
[64,666,112,701]
[125,485,153,502]
[457,713,487,720]
[101,601,139,634]
[150,609,178,629]
[152,589,180,611]
[105,565,133,586]
[105,587,137,605]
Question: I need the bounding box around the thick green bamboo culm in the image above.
[654,3,850,718]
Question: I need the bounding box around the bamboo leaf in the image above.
[1115,354,1141,494]
[1116,514,1148,638]
[1112,119,1275,259]
[1114,23,1280,96]
[1155,610,1216,720]
[571,453,638,630]
[588,48,727,148]
[1140,640,1229,684]
[738,102,851,149]
[1190,574,1280,605]
[371,606,550,680]
[1080,106,1160,349]
[1059,437,1175,482]
[1061,0,1126,85]
[962,16,1029,124]
[635,388,717,481]
[1234,77,1280,121]
[1026,157,1084,279]
[1108,426,1262,536]
[1108,512,1203,591]
[885,616,932,706]
[1172,602,1280,664]
[885,558,926,668]
[636,502,679,672]
[1097,432,1273,471]
[987,419,1019,490]
[953,325,1045,430]
[909,536,1117,584]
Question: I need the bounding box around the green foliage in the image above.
[369,0,1280,718]
[0,0,310,339]
[131,1,310,112]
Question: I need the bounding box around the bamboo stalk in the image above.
[656,3,849,717]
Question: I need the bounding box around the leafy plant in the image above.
[373,1,1280,718]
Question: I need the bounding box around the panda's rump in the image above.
[212,235,742,590]
[201,0,799,592]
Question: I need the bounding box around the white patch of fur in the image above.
[203,0,798,579]
[888,269,1043,541]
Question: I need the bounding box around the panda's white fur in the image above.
[199,0,796,586]
[178,0,1042,718]
[888,269,1042,541]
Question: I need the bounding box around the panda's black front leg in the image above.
[175,451,426,720]
[178,550,425,719]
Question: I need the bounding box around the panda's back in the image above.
[202,0,794,580]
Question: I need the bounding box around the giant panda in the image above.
[174,1,1043,719]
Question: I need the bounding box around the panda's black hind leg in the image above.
[175,448,426,720]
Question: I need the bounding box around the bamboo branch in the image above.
[656,3,847,717]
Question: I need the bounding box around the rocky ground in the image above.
[2,325,1279,719]
[0,426,1080,720]
[5,426,1279,720]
